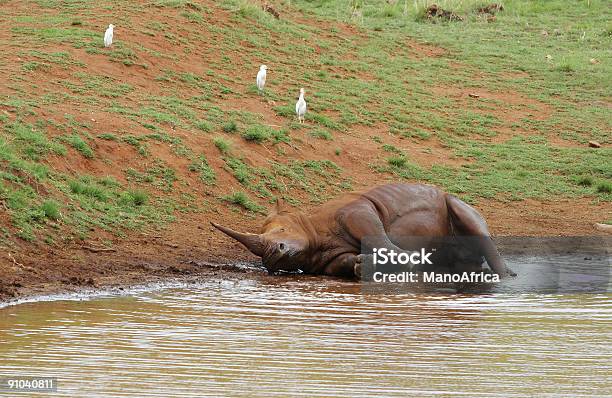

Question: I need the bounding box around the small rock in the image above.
[594,223,612,234]
[588,141,601,148]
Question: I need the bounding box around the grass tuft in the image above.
[310,129,333,140]
[387,156,407,167]
[120,190,149,206]
[596,181,612,194]
[577,175,593,186]
[213,137,231,153]
[222,121,238,133]
[41,200,60,220]
[62,134,94,158]
[188,155,216,185]
[69,180,108,201]
[223,191,265,213]
[242,125,270,143]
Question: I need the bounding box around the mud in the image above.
[2,195,610,303]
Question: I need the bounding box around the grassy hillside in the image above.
[0,0,610,255]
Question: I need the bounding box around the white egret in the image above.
[256,65,267,94]
[295,88,307,124]
[104,24,114,48]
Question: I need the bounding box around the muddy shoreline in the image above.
[0,227,261,303]
[0,253,259,305]
[2,232,609,305]
[0,261,265,308]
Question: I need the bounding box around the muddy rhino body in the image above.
[213,183,511,278]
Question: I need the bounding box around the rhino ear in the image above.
[272,197,288,215]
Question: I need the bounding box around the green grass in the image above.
[596,181,612,194]
[387,156,407,167]
[242,124,271,143]
[69,180,108,201]
[213,137,231,153]
[98,133,118,141]
[188,155,216,185]
[62,134,94,158]
[222,191,265,213]
[222,155,348,201]
[8,121,67,160]
[0,0,609,247]
[120,190,149,206]
[40,200,61,220]
[222,120,238,133]
[309,128,333,140]
[271,129,291,144]
[195,120,213,132]
[125,161,177,192]
[382,144,402,154]
[576,175,594,187]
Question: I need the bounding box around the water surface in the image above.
[0,259,610,397]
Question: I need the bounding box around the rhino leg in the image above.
[324,253,361,278]
[336,204,420,278]
[446,195,514,277]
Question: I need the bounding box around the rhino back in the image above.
[304,183,450,246]
[362,184,445,211]
[354,183,450,238]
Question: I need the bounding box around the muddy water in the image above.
[0,260,610,397]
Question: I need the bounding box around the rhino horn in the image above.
[210,222,264,257]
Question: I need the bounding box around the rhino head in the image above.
[211,200,313,273]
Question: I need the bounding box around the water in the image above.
[0,258,610,397]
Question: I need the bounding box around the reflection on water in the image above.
[0,261,611,397]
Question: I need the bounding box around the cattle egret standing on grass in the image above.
[295,88,307,124]
[256,65,267,94]
[104,24,114,48]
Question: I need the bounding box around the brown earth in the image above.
[1,192,609,302]
[0,0,609,303]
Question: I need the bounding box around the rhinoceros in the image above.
[212,183,513,278]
